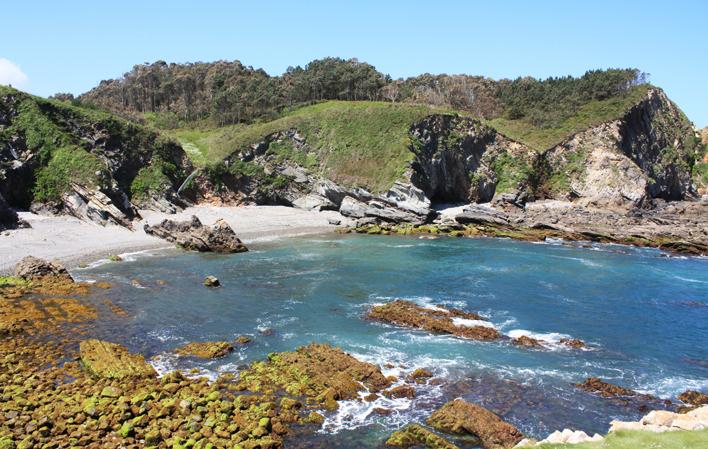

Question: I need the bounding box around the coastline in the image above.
[0,205,347,274]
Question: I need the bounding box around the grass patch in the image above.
[488,86,649,150]
[33,145,105,201]
[532,429,708,449]
[0,277,29,288]
[130,160,177,200]
[491,152,531,193]
[169,101,454,192]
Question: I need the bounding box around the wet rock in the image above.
[427,399,524,449]
[79,339,157,379]
[235,335,252,345]
[13,256,73,281]
[144,215,248,253]
[373,407,393,416]
[367,300,501,341]
[574,377,639,398]
[409,368,434,383]
[678,390,708,407]
[175,341,233,359]
[386,423,460,449]
[203,275,220,287]
[383,385,416,399]
[512,336,543,348]
[559,338,586,349]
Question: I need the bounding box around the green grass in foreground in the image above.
[532,429,708,449]
[487,86,650,151]
[170,101,454,192]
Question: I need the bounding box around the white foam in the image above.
[422,304,450,313]
[452,317,496,328]
[507,329,574,350]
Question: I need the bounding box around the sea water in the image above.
[76,234,708,447]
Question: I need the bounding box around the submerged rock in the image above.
[427,399,524,449]
[574,377,639,398]
[175,341,233,359]
[13,256,73,281]
[367,300,501,341]
[144,215,248,253]
[79,339,157,379]
[386,424,460,449]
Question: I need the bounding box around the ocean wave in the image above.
[673,275,708,284]
[507,329,576,350]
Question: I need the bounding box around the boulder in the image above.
[203,275,220,287]
[79,339,156,379]
[365,200,423,224]
[384,181,432,216]
[315,179,349,206]
[386,424,460,449]
[455,205,509,226]
[427,399,524,449]
[560,338,586,349]
[144,216,248,253]
[339,196,369,218]
[292,193,337,211]
[14,256,73,281]
[574,377,638,398]
[175,341,233,359]
[512,335,543,348]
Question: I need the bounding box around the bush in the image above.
[33,146,106,201]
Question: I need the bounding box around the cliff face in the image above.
[405,89,699,208]
[0,87,192,225]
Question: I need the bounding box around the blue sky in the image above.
[2,0,707,126]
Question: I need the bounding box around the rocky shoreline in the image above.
[2,257,706,449]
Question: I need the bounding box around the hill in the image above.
[0,86,191,227]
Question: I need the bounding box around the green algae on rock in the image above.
[386,423,460,449]
[368,300,501,341]
[427,399,524,449]
[175,341,234,359]
[79,339,157,379]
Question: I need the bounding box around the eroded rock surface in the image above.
[144,215,248,253]
[14,256,73,281]
[175,341,233,359]
[368,300,501,341]
[79,339,157,379]
[427,399,524,449]
[386,424,460,449]
[575,377,639,398]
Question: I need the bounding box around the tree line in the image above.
[75,58,647,129]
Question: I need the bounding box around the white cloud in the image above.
[0,58,28,89]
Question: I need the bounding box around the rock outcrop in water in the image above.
[144,215,248,253]
[386,424,460,449]
[14,255,73,281]
[575,377,641,398]
[427,399,524,449]
[367,300,501,341]
[175,341,233,359]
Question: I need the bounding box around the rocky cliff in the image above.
[0,86,193,226]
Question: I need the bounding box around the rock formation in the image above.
[427,399,524,449]
[14,256,73,281]
[79,339,157,379]
[386,424,460,449]
[175,341,233,359]
[144,215,248,253]
[367,300,501,341]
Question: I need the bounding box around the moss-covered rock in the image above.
[79,339,157,379]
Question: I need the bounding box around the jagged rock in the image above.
[368,300,501,341]
[383,385,416,399]
[340,195,369,218]
[455,205,509,226]
[560,338,586,349]
[610,405,708,433]
[79,339,156,379]
[678,390,708,407]
[175,341,233,359]
[292,193,337,211]
[512,335,543,348]
[315,179,349,206]
[144,216,248,253]
[14,256,73,281]
[384,181,432,216]
[574,377,639,398]
[203,275,220,287]
[386,424,460,449]
[62,183,135,227]
[365,200,423,224]
[427,399,524,449]
[409,368,434,383]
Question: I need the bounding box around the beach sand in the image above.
[0,205,349,273]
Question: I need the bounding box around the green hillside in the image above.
[171,101,453,192]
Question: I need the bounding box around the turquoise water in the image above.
[77,234,708,447]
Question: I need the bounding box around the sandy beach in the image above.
[0,205,348,273]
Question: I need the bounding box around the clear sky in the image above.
[2,0,707,126]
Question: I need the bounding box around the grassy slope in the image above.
[168,88,653,193]
[170,101,454,192]
[532,429,708,449]
[487,86,650,151]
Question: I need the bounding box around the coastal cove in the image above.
[69,233,708,448]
